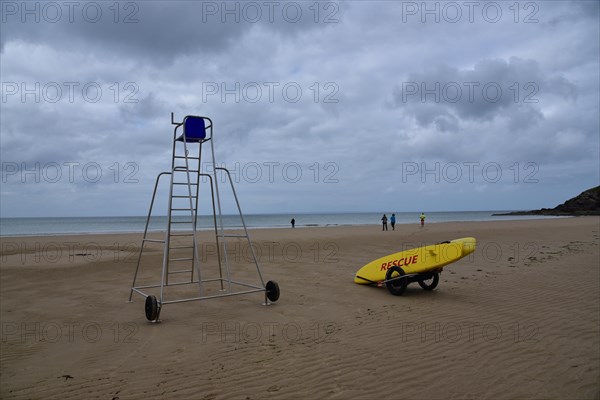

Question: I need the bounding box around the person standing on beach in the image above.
[291,218,295,228]
[381,214,388,231]
[390,214,396,230]
[420,212,426,227]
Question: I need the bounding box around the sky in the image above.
[1,0,599,217]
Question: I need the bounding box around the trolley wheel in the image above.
[145,295,159,321]
[418,271,440,291]
[385,266,408,296]
[266,281,280,302]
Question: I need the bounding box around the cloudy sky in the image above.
[1,0,598,217]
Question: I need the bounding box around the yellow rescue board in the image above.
[354,237,476,284]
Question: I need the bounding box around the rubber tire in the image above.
[418,271,440,290]
[145,295,159,321]
[385,266,408,296]
[266,281,280,302]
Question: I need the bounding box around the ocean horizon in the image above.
[0,211,566,237]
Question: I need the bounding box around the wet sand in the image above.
[1,217,599,399]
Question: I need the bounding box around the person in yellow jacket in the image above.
[420,212,426,227]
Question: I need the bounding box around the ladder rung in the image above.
[174,156,200,160]
[171,208,193,211]
[171,233,195,236]
[172,195,197,198]
[220,234,248,238]
[169,257,193,262]
[168,269,193,274]
[173,182,198,186]
[174,168,199,173]
[143,239,165,243]
[171,221,193,224]
[170,245,194,249]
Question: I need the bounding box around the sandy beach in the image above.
[1,217,599,399]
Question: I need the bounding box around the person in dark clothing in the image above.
[381,214,388,231]
[291,218,295,228]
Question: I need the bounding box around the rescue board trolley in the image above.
[129,114,280,322]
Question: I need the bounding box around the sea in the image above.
[0,212,565,237]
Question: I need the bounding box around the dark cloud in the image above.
[1,1,598,217]
[392,57,577,123]
[0,1,337,61]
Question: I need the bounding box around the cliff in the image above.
[494,186,600,216]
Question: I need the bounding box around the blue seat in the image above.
[176,116,207,143]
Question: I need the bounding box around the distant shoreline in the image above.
[0,215,574,238]
[492,210,600,216]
